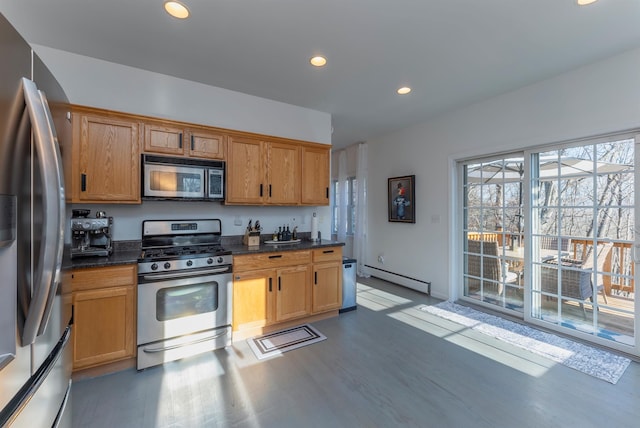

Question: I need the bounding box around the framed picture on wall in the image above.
[388,175,415,223]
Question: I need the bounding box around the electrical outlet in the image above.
[378,255,384,264]
[234,216,242,226]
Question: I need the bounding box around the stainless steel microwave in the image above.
[142,154,225,201]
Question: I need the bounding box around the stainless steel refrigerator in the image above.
[0,13,72,428]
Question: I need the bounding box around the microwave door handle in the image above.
[20,79,65,344]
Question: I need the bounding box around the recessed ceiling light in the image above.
[397,87,411,95]
[577,0,598,5]
[164,1,190,19]
[310,56,327,67]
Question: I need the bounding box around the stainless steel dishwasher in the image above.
[340,257,357,313]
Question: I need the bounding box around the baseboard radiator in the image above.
[364,265,431,295]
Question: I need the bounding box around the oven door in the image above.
[137,271,232,346]
[143,162,205,199]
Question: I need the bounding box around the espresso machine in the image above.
[70,209,113,258]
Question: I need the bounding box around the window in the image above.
[331,177,357,236]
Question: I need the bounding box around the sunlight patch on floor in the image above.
[384,304,553,378]
[357,285,412,312]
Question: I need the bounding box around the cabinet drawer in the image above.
[234,250,311,271]
[71,264,137,292]
[312,247,343,263]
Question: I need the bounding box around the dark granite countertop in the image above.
[67,238,344,269]
[63,240,141,269]
[225,239,344,256]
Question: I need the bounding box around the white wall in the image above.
[366,46,640,299]
[33,45,332,145]
[32,46,333,240]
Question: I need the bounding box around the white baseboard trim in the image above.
[364,265,431,295]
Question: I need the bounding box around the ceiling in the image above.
[2,0,640,149]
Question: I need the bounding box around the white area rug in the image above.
[248,324,326,360]
[420,301,631,384]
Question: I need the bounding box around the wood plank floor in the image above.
[72,277,640,428]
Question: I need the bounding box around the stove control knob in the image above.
[151,263,158,271]
[207,258,214,265]
[164,262,171,270]
[217,257,224,264]
[186,260,193,267]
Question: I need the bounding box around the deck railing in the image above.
[466,232,635,295]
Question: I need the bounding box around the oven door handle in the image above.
[141,266,230,280]
[141,328,230,353]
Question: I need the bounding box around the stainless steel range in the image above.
[137,219,232,370]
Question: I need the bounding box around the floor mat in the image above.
[248,324,326,360]
[420,301,631,384]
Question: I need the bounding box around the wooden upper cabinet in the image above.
[226,136,302,205]
[266,141,300,205]
[301,145,330,205]
[188,128,225,160]
[71,110,141,203]
[144,123,185,156]
[226,136,265,203]
[144,121,226,160]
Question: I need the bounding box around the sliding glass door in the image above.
[460,133,639,355]
[528,137,636,350]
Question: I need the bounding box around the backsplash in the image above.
[67,201,331,243]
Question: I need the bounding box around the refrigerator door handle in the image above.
[20,78,65,344]
[0,325,71,428]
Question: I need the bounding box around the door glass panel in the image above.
[463,156,525,312]
[530,139,635,347]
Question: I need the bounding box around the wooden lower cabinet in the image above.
[312,247,343,313]
[233,269,275,331]
[70,265,136,371]
[232,247,341,338]
[275,265,311,322]
[312,263,342,313]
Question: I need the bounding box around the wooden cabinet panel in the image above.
[226,136,265,203]
[188,129,225,159]
[267,141,300,204]
[144,123,185,155]
[144,122,226,160]
[73,112,140,203]
[301,146,330,205]
[226,137,307,205]
[72,265,136,292]
[71,264,136,371]
[275,265,311,322]
[234,251,311,271]
[312,247,342,263]
[72,285,135,370]
[233,269,275,331]
[312,263,342,313]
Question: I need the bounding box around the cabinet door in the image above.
[275,265,311,322]
[144,123,186,156]
[226,136,265,203]
[301,146,330,205]
[233,269,275,331]
[312,262,342,313]
[267,141,300,204]
[188,129,225,160]
[75,114,140,202]
[72,285,135,370]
